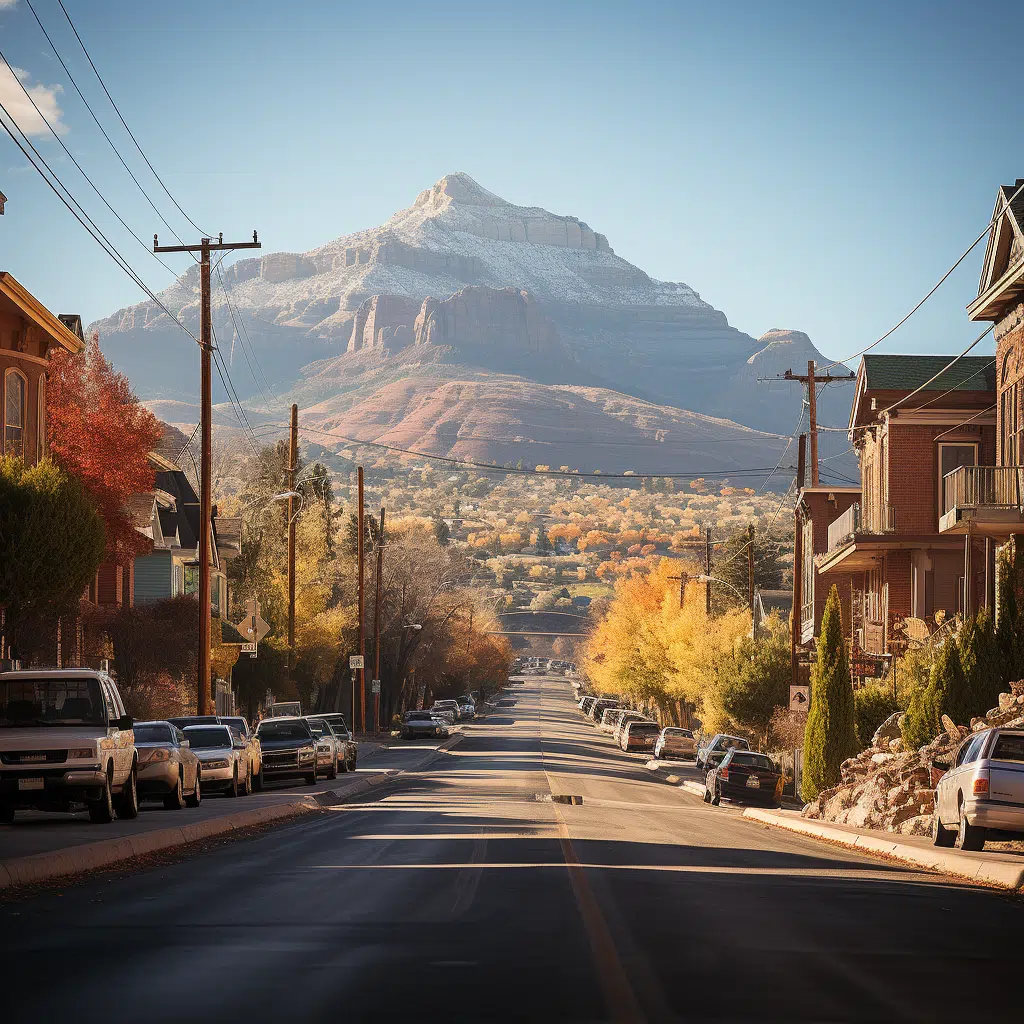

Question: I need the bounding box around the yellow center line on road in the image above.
[537,680,648,1024]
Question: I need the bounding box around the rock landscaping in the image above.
[802,681,1024,837]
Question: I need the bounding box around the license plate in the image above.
[746,776,760,788]
[18,777,45,791]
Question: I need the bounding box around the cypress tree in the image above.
[802,585,858,800]
[901,637,966,748]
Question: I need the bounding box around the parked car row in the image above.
[573,681,783,808]
[399,694,476,740]
[0,669,363,825]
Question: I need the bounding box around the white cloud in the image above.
[0,1,18,9]
[0,63,65,136]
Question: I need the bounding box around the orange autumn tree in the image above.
[48,333,161,564]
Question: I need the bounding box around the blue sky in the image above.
[0,0,1020,365]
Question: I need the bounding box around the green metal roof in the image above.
[861,354,995,393]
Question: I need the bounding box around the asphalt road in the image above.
[2,676,1019,1023]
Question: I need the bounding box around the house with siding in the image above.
[814,354,996,667]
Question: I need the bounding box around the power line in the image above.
[821,179,1024,371]
[255,422,799,481]
[0,96,201,348]
[23,0,190,248]
[215,265,276,406]
[0,44,179,277]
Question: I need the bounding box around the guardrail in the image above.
[943,465,1024,515]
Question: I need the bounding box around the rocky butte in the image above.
[92,173,853,478]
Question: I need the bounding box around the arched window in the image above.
[3,369,26,459]
[36,373,46,462]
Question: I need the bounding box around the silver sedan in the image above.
[183,725,251,797]
[135,721,201,809]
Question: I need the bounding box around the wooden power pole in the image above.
[287,403,298,687]
[357,466,366,732]
[747,523,756,621]
[373,505,386,733]
[155,232,260,714]
[705,525,713,615]
[759,362,855,489]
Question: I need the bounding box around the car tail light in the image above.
[973,773,989,797]
[719,769,729,781]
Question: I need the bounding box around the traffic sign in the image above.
[789,684,810,711]
[241,642,257,654]
[371,678,381,694]
[233,597,270,644]
[349,655,364,670]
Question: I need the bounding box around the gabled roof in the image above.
[860,354,995,394]
[0,272,85,354]
[969,180,1024,322]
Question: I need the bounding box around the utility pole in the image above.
[373,505,385,734]
[666,571,688,610]
[747,523,756,623]
[705,525,713,616]
[155,231,261,715]
[357,466,366,733]
[759,363,855,488]
[287,403,298,687]
[797,433,807,490]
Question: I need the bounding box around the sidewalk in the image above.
[742,806,1024,890]
[0,731,462,890]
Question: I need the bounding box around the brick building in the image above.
[940,180,1024,566]
[815,354,995,665]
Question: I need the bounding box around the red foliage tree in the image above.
[47,332,161,564]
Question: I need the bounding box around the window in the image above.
[36,373,46,462]
[3,369,26,459]
[938,442,978,517]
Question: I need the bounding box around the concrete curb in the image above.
[742,807,1024,890]
[680,780,706,798]
[0,733,466,891]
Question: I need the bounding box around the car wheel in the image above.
[89,771,115,823]
[0,803,14,823]
[931,806,955,847]
[347,755,357,773]
[305,770,318,786]
[703,782,712,803]
[186,771,202,808]
[338,754,349,773]
[252,764,264,792]
[116,765,139,819]
[327,757,338,781]
[163,770,185,810]
[227,766,239,798]
[242,762,252,796]
[955,799,986,851]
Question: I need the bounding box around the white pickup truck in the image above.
[0,669,139,824]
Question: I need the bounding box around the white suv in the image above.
[0,669,139,824]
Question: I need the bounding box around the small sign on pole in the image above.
[241,642,257,655]
[371,678,381,694]
[789,684,810,712]
[349,655,364,670]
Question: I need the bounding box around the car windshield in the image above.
[184,727,232,748]
[257,721,311,741]
[306,721,325,736]
[221,717,247,735]
[665,729,692,738]
[630,723,660,733]
[991,734,1024,763]
[718,737,748,750]
[406,712,433,721]
[0,677,107,727]
[731,753,774,769]
[168,716,218,728]
[135,724,173,743]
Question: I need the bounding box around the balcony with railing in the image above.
[940,466,1024,536]
[817,501,898,573]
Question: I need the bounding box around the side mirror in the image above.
[180,739,190,749]
[116,714,133,730]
